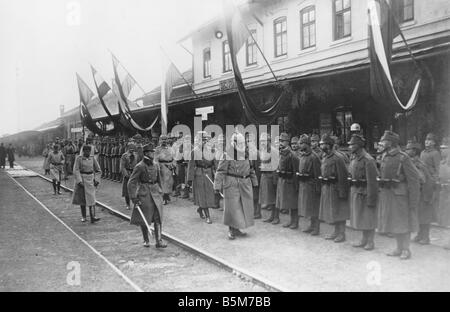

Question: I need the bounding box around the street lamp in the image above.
[215,30,223,39]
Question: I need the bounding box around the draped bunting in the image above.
[368,0,421,111]
[76,73,117,136]
[223,0,291,125]
[111,54,158,132]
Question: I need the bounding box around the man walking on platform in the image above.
[155,135,175,205]
[72,145,101,223]
[120,143,138,210]
[47,144,65,195]
[378,131,420,260]
[259,133,279,222]
[296,134,321,235]
[214,132,258,240]
[318,134,349,243]
[128,144,167,248]
[348,134,378,250]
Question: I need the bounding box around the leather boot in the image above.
[413,225,423,243]
[283,209,293,228]
[254,203,262,219]
[353,230,368,248]
[289,210,299,230]
[57,182,62,194]
[364,230,375,250]
[303,218,314,233]
[419,224,430,245]
[325,224,339,240]
[263,206,275,223]
[400,233,412,260]
[228,227,236,240]
[197,207,205,219]
[334,222,346,243]
[271,209,280,225]
[204,208,212,224]
[52,180,57,195]
[89,206,100,223]
[387,235,402,257]
[181,186,189,199]
[310,217,320,236]
[80,205,87,222]
[155,223,167,248]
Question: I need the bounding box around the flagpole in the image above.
[160,49,168,135]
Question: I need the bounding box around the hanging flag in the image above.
[368,0,421,111]
[91,65,115,120]
[76,73,108,135]
[111,53,157,132]
[223,0,291,125]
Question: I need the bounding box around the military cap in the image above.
[381,130,400,144]
[291,136,299,143]
[350,123,361,132]
[311,134,320,142]
[348,134,366,146]
[142,143,155,153]
[425,133,437,142]
[82,145,92,152]
[160,134,168,140]
[279,132,290,142]
[299,134,311,145]
[406,140,422,151]
[127,143,136,150]
[319,133,334,146]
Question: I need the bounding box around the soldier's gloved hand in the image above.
[94,180,99,187]
[214,189,221,195]
[132,198,141,206]
[78,182,84,188]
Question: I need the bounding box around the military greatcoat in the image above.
[187,150,216,208]
[214,156,258,229]
[258,146,278,208]
[377,148,420,234]
[318,151,349,224]
[348,149,378,230]
[127,160,163,226]
[154,145,175,194]
[296,150,321,218]
[275,147,297,211]
[120,151,138,197]
[72,154,101,206]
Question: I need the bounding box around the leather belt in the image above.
[296,172,312,181]
[277,170,294,179]
[197,164,212,169]
[80,171,93,174]
[348,178,367,187]
[226,173,250,179]
[318,176,337,184]
[377,178,401,189]
[159,160,173,163]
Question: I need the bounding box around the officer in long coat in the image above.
[154,135,176,204]
[187,135,216,224]
[282,135,300,229]
[105,138,113,179]
[418,133,441,244]
[72,145,101,223]
[311,134,323,159]
[348,134,378,250]
[318,134,349,243]
[0,143,6,169]
[214,132,258,240]
[128,144,167,248]
[42,144,51,174]
[407,141,435,245]
[296,134,321,235]
[259,133,278,218]
[378,130,420,260]
[47,144,65,194]
[120,143,138,210]
[99,138,106,178]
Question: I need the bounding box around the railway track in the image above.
[9,164,284,292]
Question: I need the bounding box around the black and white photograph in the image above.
[0,0,450,295]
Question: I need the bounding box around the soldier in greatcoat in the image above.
[42,143,51,175]
[72,145,101,223]
[407,140,435,245]
[155,135,176,205]
[277,133,299,230]
[259,133,278,221]
[311,134,323,159]
[187,134,216,224]
[296,134,321,235]
[318,134,349,243]
[348,134,378,250]
[128,143,167,248]
[214,132,258,240]
[106,138,113,179]
[47,144,65,195]
[0,142,6,169]
[120,143,138,210]
[418,133,441,244]
[377,130,420,260]
[99,138,106,178]
[246,133,261,219]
